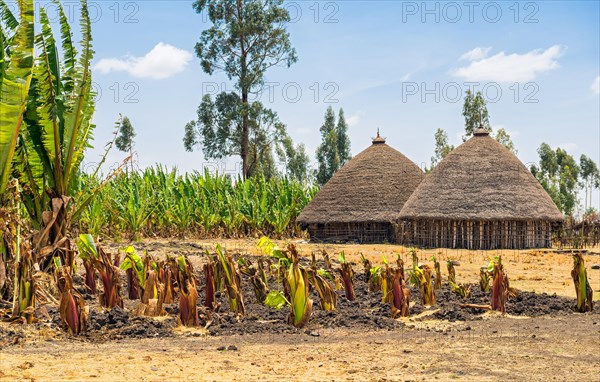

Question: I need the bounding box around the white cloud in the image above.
[459,47,492,61]
[94,42,193,79]
[452,45,565,83]
[346,114,361,127]
[592,76,600,95]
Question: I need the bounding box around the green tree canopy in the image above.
[192,0,297,179]
[462,90,491,141]
[430,128,454,170]
[531,143,581,216]
[315,106,352,186]
[115,115,136,154]
[184,93,307,180]
[494,127,517,155]
[579,154,600,211]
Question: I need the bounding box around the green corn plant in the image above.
[93,247,122,309]
[176,255,199,326]
[391,268,410,318]
[113,177,155,241]
[571,253,593,313]
[76,234,97,294]
[447,260,456,285]
[216,244,245,315]
[337,251,355,301]
[56,265,88,334]
[479,266,490,293]
[308,269,337,311]
[238,256,268,304]
[432,256,441,290]
[489,257,507,313]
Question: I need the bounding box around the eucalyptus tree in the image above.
[191,0,297,179]
[462,90,491,141]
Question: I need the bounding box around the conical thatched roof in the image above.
[297,134,425,224]
[399,129,563,222]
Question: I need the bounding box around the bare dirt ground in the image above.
[1,239,599,382]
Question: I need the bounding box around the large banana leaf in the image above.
[0,0,33,196]
[16,0,94,231]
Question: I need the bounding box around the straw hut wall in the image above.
[297,134,424,243]
[398,129,564,249]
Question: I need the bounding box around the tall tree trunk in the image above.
[241,89,249,179]
[237,0,250,180]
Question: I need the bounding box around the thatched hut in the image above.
[297,133,424,243]
[398,128,564,249]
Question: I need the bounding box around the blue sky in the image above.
[46,1,599,210]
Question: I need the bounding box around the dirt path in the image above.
[1,315,599,382]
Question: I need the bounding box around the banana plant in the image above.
[120,245,145,300]
[490,257,507,313]
[56,265,88,334]
[337,251,355,301]
[571,253,593,313]
[447,259,456,285]
[238,256,268,304]
[391,268,409,318]
[0,0,34,321]
[0,0,34,198]
[216,244,245,315]
[432,256,441,290]
[479,266,490,293]
[359,253,372,283]
[286,256,312,328]
[410,264,435,306]
[94,246,122,309]
[203,255,217,310]
[307,269,337,311]
[13,0,97,270]
[175,255,199,326]
[76,233,97,293]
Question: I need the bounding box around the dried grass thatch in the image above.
[399,129,563,222]
[297,134,424,225]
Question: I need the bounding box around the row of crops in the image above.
[74,166,318,240]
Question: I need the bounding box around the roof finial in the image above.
[473,112,489,136]
[372,129,386,144]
